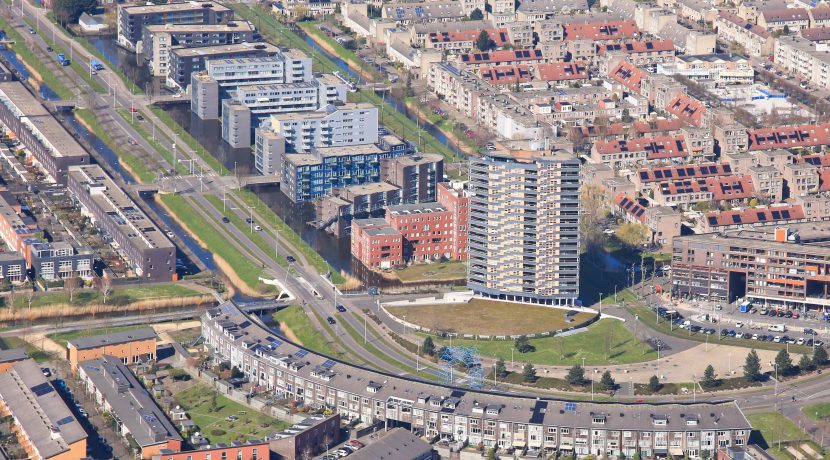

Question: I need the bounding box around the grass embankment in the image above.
[392,261,466,283]
[0,15,73,99]
[174,383,288,444]
[204,195,292,268]
[628,306,814,355]
[74,108,155,182]
[272,306,336,355]
[803,403,830,422]
[149,107,229,175]
[159,194,273,295]
[48,325,148,348]
[386,300,594,336]
[233,189,346,285]
[424,319,656,366]
[71,33,144,95]
[231,4,459,164]
[746,412,826,460]
[297,20,383,80]
[6,284,202,309]
[0,336,53,362]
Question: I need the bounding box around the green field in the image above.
[174,384,287,444]
[0,336,53,362]
[426,318,657,366]
[48,325,148,348]
[748,413,808,447]
[160,194,267,292]
[116,109,186,175]
[393,261,467,283]
[6,284,202,309]
[803,403,830,422]
[273,305,337,356]
[387,300,595,336]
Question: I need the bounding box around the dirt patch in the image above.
[280,324,303,346]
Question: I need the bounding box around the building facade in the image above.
[117,1,233,51]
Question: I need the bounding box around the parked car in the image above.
[327,316,336,325]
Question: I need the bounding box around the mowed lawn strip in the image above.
[747,413,808,445]
[272,306,337,356]
[424,319,657,366]
[803,403,830,421]
[174,383,287,444]
[386,299,595,336]
[393,261,467,283]
[8,284,202,309]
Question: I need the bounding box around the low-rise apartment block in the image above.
[168,42,281,89]
[381,153,443,203]
[758,7,810,32]
[68,165,176,281]
[591,135,689,169]
[117,1,233,51]
[142,22,257,77]
[774,36,830,90]
[747,122,830,151]
[715,12,774,56]
[66,327,157,372]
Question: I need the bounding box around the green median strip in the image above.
[116,108,186,174]
[149,107,230,175]
[74,108,155,182]
[0,15,73,99]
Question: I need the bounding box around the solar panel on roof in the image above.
[664,170,673,178]
[723,164,731,173]
[294,349,309,358]
[564,402,577,411]
[782,210,791,218]
[31,382,54,397]
[395,7,405,18]
[708,216,718,225]
[414,6,423,17]
[57,416,74,426]
[732,215,742,223]
[321,359,336,369]
[757,212,767,221]
[772,211,781,219]
[677,169,686,177]
[639,172,648,180]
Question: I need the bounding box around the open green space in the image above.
[0,15,73,99]
[748,413,808,446]
[204,195,293,268]
[74,108,155,182]
[116,108,186,175]
[387,299,594,336]
[149,107,229,175]
[47,325,148,348]
[424,318,657,366]
[174,383,288,444]
[628,306,814,354]
[272,305,337,355]
[160,194,266,292]
[803,403,830,422]
[392,261,466,283]
[5,284,202,310]
[0,336,53,362]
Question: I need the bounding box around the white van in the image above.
[768,324,786,332]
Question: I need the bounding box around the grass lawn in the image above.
[116,108,185,174]
[48,325,148,348]
[7,284,202,309]
[174,383,287,444]
[0,336,53,362]
[297,21,383,80]
[387,299,594,336]
[579,256,637,306]
[168,327,202,345]
[160,194,266,291]
[392,261,467,283]
[0,16,73,99]
[803,403,830,422]
[628,306,814,355]
[747,413,808,446]
[426,319,657,366]
[272,305,337,356]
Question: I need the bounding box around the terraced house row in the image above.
[201,302,752,458]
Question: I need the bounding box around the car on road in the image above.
[129,107,138,113]
[46,46,53,52]
[222,216,230,223]
[720,329,729,336]
[327,316,336,325]
[28,27,35,34]
[336,304,346,312]
[245,217,253,224]
[286,255,296,263]
[797,338,805,345]
[728,330,736,337]
[735,321,743,328]
[166,231,174,238]
[347,440,364,449]
[254,225,262,231]
[334,449,351,457]
[137,115,144,121]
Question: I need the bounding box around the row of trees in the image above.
[744,346,827,381]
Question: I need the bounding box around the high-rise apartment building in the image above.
[468,149,581,306]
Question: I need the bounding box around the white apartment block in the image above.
[775,35,830,90]
[260,102,379,154]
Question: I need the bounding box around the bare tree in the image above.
[25,289,35,311]
[99,276,113,305]
[65,276,80,303]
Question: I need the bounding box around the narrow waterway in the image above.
[0,36,60,100]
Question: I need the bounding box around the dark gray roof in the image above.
[67,327,156,350]
[79,356,182,447]
[0,347,27,363]
[348,428,433,460]
[0,359,87,458]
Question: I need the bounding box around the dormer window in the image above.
[592,417,606,425]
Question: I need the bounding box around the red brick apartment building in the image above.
[351,182,469,269]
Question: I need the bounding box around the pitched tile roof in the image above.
[459,48,544,65]
[536,61,589,81]
[718,11,771,38]
[614,193,647,222]
[747,123,830,150]
[637,162,733,183]
[666,94,707,127]
[428,29,509,46]
[479,65,532,85]
[595,135,688,160]
[704,204,804,228]
[599,39,675,54]
[762,7,808,23]
[563,20,639,41]
[609,61,648,93]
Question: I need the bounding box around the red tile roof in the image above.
[796,152,830,167]
[599,40,675,55]
[536,61,589,81]
[563,20,639,41]
[459,48,544,66]
[479,65,532,85]
[633,118,684,134]
[614,193,647,222]
[820,169,830,191]
[666,94,707,127]
[658,175,755,201]
[595,135,688,160]
[428,29,509,46]
[747,123,830,151]
[609,61,648,94]
[704,204,805,228]
[637,162,733,183]
[811,5,830,21]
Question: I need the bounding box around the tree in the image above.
[784,24,791,35]
[469,7,484,20]
[53,0,97,25]
[65,276,80,303]
[616,222,649,248]
[422,336,435,356]
[776,349,794,376]
[486,447,498,460]
[799,354,814,373]
[702,364,718,388]
[99,276,113,305]
[25,289,35,310]
[814,346,828,367]
[475,30,496,52]
[599,371,615,391]
[566,364,587,386]
[515,335,535,353]
[648,375,661,392]
[522,362,537,383]
[495,357,507,378]
[744,349,762,381]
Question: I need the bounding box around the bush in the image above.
[210,429,226,436]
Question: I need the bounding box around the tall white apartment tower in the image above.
[467,148,581,306]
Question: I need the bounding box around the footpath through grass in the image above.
[272,305,336,355]
[425,319,657,366]
[747,413,810,455]
[116,108,186,174]
[174,383,287,444]
[74,108,155,182]
[392,261,466,283]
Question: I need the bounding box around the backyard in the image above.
[424,318,657,366]
[386,299,595,336]
[174,383,288,444]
